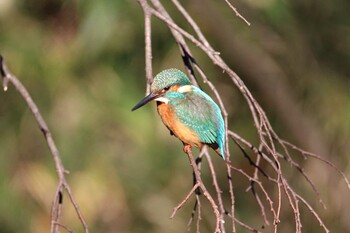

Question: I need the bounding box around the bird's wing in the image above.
[173,87,225,146]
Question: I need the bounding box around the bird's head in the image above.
[132,68,192,111]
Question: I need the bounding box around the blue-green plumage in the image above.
[163,87,225,158]
[132,68,226,159]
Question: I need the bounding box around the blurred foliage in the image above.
[0,0,349,232]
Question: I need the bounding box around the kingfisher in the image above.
[132,68,226,159]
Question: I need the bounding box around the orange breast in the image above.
[157,103,202,148]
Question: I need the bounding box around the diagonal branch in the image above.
[0,55,89,233]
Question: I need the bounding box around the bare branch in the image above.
[184,145,222,233]
[136,1,349,232]
[282,139,350,191]
[139,0,153,95]
[0,55,89,233]
[171,183,200,219]
[223,0,251,26]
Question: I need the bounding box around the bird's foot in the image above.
[183,144,192,154]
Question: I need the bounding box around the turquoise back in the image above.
[164,86,225,158]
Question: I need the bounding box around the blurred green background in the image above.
[0,0,349,232]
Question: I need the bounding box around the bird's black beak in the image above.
[131,92,159,111]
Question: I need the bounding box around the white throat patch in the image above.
[177,85,192,93]
[155,97,169,104]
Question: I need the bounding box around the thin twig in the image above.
[225,211,263,233]
[53,222,74,233]
[223,0,251,26]
[204,148,226,233]
[282,139,350,191]
[295,192,330,233]
[184,146,221,233]
[171,183,200,218]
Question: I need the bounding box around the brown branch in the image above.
[52,222,74,233]
[222,0,251,26]
[139,0,153,95]
[286,155,326,209]
[194,194,202,233]
[282,139,350,191]
[0,55,89,233]
[171,183,200,219]
[204,148,226,233]
[229,128,341,233]
[280,177,302,233]
[159,2,237,230]
[295,192,330,233]
[137,1,349,232]
[184,146,221,233]
[248,150,270,227]
[229,164,278,221]
[224,211,263,233]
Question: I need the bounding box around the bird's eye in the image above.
[163,86,171,91]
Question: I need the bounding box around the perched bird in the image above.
[132,68,226,159]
